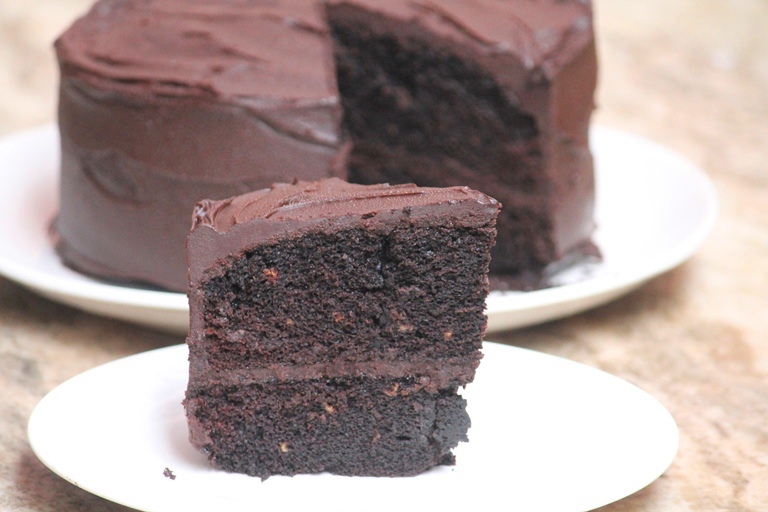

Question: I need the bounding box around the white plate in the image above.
[28,341,678,512]
[0,125,717,333]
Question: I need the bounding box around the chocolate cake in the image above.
[184,178,499,478]
[54,0,597,292]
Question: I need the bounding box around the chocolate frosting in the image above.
[193,177,497,231]
[55,0,341,146]
[187,356,478,393]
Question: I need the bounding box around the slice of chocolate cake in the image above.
[184,178,499,478]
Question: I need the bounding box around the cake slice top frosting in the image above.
[55,0,336,101]
[193,177,498,231]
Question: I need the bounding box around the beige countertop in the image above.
[1,1,767,510]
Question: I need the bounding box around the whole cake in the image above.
[54,0,597,292]
[184,178,499,477]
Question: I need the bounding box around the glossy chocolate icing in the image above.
[54,0,596,292]
[193,177,496,229]
[56,0,340,145]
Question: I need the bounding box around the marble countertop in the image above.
[1,1,767,510]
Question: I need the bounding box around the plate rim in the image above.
[27,341,680,512]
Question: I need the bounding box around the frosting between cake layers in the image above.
[188,356,480,394]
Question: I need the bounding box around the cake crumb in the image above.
[279,442,290,453]
[323,402,336,413]
[443,330,453,340]
[263,268,279,283]
[383,383,400,397]
[163,467,176,480]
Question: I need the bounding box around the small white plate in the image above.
[0,125,717,333]
[28,341,679,512]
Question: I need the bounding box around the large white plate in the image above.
[0,125,717,333]
[28,341,678,512]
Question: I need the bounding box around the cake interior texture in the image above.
[328,5,547,278]
[185,180,498,478]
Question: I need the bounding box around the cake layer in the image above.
[185,377,469,479]
[190,225,488,368]
[187,179,497,373]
